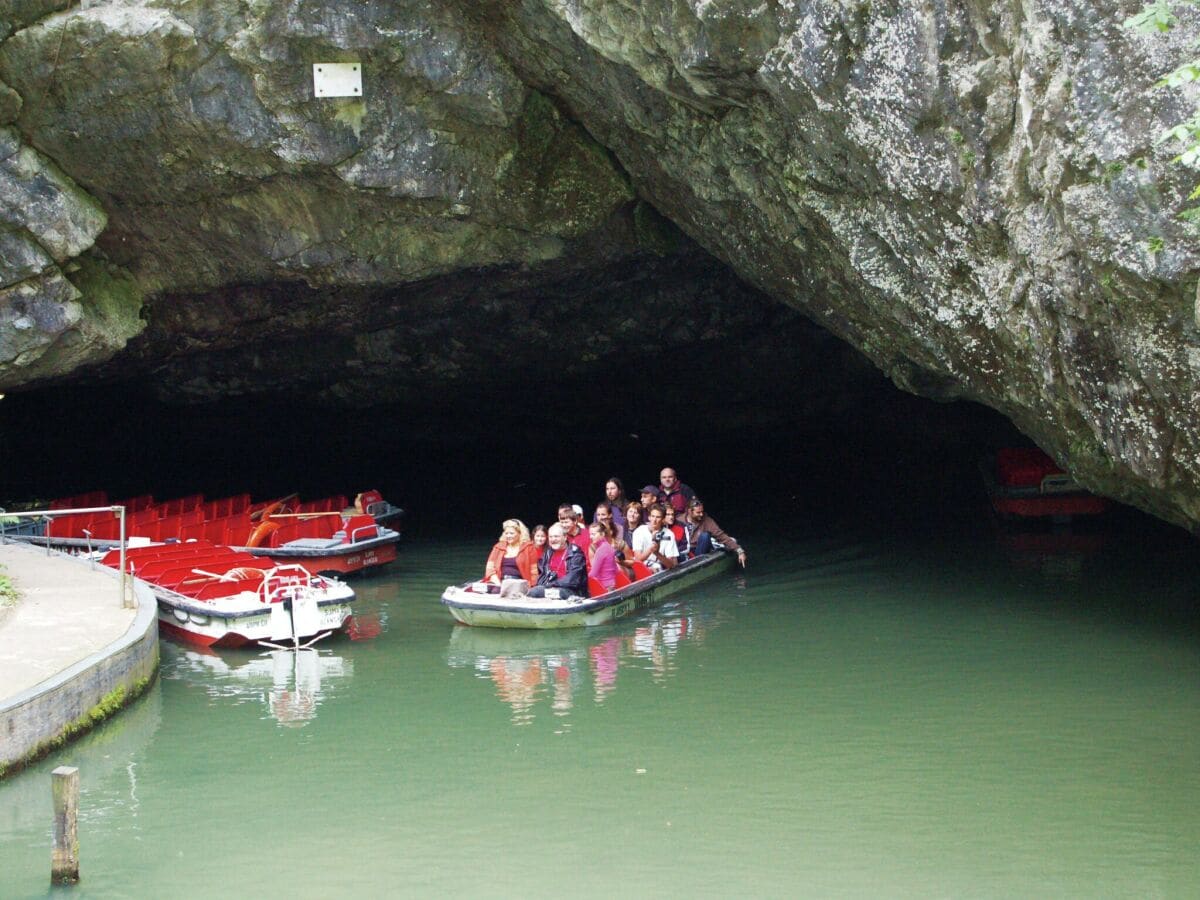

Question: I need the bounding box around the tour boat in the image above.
[981,448,1111,522]
[30,489,402,575]
[101,541,357,649]
[440,550,736,629]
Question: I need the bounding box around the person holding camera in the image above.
[631,504,679,572]
[528,523,589,599]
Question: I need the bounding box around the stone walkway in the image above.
[0,542,135,702]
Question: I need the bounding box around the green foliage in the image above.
[0,565,16,608]
[1126,1,1200,220]
[1125,0,1181,33]
[1146,235,1166,253]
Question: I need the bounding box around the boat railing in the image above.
[257,564,326,605]
[348,523,378,544]
[0,505,133,608]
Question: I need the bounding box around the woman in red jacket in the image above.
[484,519,539,586]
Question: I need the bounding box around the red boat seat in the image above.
[268,521,303,548]
[179,521,208,542]
[614,567,632,588]
[587,576,608,598]
[631,562,654,581]
[342,514,377,543]
[122,494,157,513]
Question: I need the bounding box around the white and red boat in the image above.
[33,489,402,575]
[981,448,1110,522]
[102,541,357,649]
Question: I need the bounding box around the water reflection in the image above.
[446,609,715,724]
[164,646,352,727]
[992,523,1110,581]
[0,683,162,840]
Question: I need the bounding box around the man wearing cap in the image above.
[658,468,696,517]
[684,497,747,568]
[557,503,590,553]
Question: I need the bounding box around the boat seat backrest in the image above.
[631,562,654,581]
[342,514,377,543]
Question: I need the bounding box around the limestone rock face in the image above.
[466,0,1200,526]
[1,0,1200,526]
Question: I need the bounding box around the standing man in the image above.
[529,524,589,598]
[658,468,697,518]
[631,504,679,572]
[684,497,747,568]
[558,503,590,553]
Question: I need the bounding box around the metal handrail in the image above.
[348,523,378,543]
[0,506,130,608]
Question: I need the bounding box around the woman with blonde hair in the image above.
[484,519,539,586]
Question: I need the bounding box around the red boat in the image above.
[981,448,1110,522]
[36,489,402,575]
[101,541,357,649]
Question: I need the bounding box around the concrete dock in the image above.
[0,542,158,775]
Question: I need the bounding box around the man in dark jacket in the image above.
[528,524,588,598]
[658,468,697,517]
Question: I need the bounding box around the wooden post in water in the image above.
[51,766,80,885]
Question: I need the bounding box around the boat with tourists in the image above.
[11,489,402,575]
[441,549,735,629]
[980,447,1110,522]
[101,541,357,649]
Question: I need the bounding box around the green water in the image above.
[2,527,1200,898]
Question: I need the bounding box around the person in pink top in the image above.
[587,522,618,592]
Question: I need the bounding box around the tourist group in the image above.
[483,468,747,600]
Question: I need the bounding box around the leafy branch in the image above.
[1125,1,1200,222]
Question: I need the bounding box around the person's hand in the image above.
[737,549,747,568]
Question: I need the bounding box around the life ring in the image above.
[245,520,280,548]
[225,566,266,581]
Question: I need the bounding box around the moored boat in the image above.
[441,550,735,629]
[981,448,1110,522]
[21,489,402,575]
[101,541,357,649]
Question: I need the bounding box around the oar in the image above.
[265,512,344,519]
[248,492,301,522]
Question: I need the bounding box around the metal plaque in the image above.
[313,63,362,98]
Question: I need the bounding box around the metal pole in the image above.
[117,506,130,609]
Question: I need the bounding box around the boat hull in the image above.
[153,594,355,648]
[15,530,400,575]
[980,452,1110,522]
[441,551,735,629]
[238,534,399,575]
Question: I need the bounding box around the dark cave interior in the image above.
[0,247,1189,546]
[0,371,1169,543]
